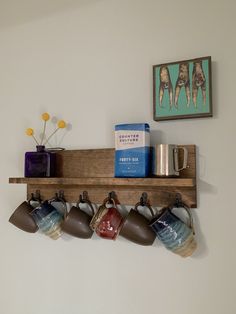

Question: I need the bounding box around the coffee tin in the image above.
[114,123,150,177]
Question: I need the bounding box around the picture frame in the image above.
[153,56,212,121]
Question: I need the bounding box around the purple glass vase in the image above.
[24,145,56,177]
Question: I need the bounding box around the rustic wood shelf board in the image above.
[9,146,197,207]
[9,177,196,187]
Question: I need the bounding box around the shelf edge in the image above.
[9,177,196,187]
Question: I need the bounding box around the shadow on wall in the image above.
[0,0,103,29]
[192,146,218,259]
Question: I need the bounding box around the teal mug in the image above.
[31,194,67,240]
[150,202,197,257]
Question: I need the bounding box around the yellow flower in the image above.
[26,128,34,136]
[42,112,50,121]
[57,120,66,129]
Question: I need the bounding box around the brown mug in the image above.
[9,194,41,233]
[119,201,156,246]
[61,197,95,239]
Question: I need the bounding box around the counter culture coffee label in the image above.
[115,123,150,177]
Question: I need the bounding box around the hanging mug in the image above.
[9,193,41,233]
[31,193,68,240]
[90,197,123,240]
[119,201,156,246]
[61,193,95,239]
[150,202,197,257]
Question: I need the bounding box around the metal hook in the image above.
[79,191,90,203]
[102,191,119,206]
[174,193,183,208]
[58,190,66,201]
[35,190,42,202]
[29,190,41,203]
[107,191,117,204]
[140,192,149,207]
[51,191,66,203]
[108,191,116,200]
[135,192,155,217]
[78,191,91,205]
[77,191,95,215]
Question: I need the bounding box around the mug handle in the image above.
[28,191,42,210]
[103,197,116,208]
[89,197,116,231]
[76,197,95,216]
[134,201,155,218]
[49,192,68,219]
[174,146,188,171]
[170,202,195,235]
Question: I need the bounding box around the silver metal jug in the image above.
[152,144,188,176]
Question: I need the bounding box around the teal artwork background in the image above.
[154,59,210,118]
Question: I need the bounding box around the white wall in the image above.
[0,0,235,313]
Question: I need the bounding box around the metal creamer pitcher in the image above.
[152,144,188,176]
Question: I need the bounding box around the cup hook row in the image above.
[29,189,66,204]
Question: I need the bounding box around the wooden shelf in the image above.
[9,146,197,208]
[9,177,196,187]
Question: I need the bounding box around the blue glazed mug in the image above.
[31,200,66,240]
[150,203,197,257]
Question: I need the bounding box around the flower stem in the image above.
[41,121,47,145]
[44,128,59,146]
[32,135,40,145]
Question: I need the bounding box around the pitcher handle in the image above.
[174,146,188,171]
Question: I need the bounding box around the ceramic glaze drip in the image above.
[31,202,63,240]
[150,208,197,257]
[95,207,123,240]
[156,220,192,250]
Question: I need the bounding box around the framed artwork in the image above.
[153,56,212,121]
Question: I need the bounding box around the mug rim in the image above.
[149,207,173,226]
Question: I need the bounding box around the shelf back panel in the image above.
[56,145,196,179]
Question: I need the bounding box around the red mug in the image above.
[90,197,123,240]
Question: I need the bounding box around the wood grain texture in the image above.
[9,177,195,187]
[56,148,115,178]
[26,185,196,208]
[9,145,197,207]
[55,145,196,179]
